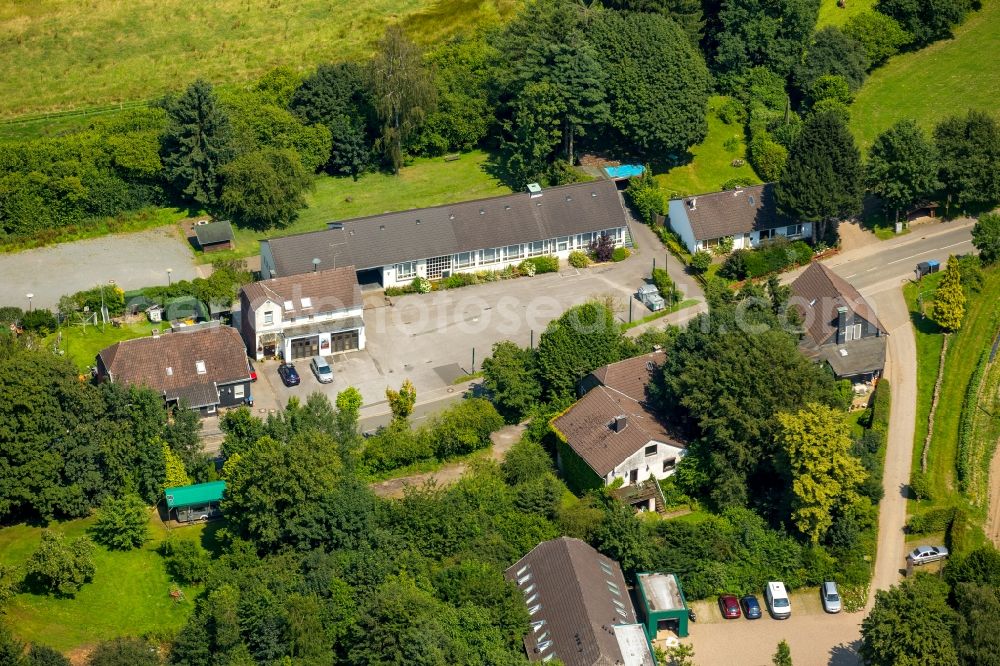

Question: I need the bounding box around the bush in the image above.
[412,277,432,293]
[690,251,712,274]
[748,132,788,182]
[651,268,677,303]
[611,247,630,262]
[723,136,740,153]
[93,494,149,551]
[568,251,590,268]
[906,506,955,534]
[440,272,479,289]
[722,177,753,190]
[625,173,666,225]
[589,233,616,262]
[20,309,58,334]
[870,380,891,432]
[160,538,212,584]
[719,248,750,280]
[718,97,747,125]
[909,470,934,501]
[713,236,734,256]
[26,531,95,596]
[522,255,559,274]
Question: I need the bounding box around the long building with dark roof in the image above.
[260,180,630,288]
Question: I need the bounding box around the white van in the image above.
[766,581,791,619]
[310,356,334,384]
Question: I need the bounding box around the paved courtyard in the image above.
[0,226,199,310]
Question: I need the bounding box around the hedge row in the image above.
[956,351,988,492]
[718,238,813,280]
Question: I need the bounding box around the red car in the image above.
[718,594,741,619]
[247,358,257,382]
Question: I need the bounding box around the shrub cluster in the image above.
[907,506,956,535]
[718,238,813,280]
[611,247,630,262]
[568,250,590,268]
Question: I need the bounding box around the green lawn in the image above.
[206,150,511,264]
[903,265,1000,505]
[655,96,762,198]
[47,320,161,373]
[0,0,519,120]
[817,0,875,27]
[0,512,211,651]
[0,207,192,254]
[849,0,1000,152]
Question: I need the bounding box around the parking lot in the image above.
[685,590,863,666]
[247,220,703,420]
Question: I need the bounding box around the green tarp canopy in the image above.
[165,480,226,509]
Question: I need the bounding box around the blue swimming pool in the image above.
[603,164,645,179]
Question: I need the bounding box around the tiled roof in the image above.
[98,324,249,404]
[587,351,666,403]
[262,180,627,276]
[241,266,362,315]
[552,386,682,477]
[801,336,887,379]
[505,537,653,666]
[676,184,792,241]
[791,262,886,346]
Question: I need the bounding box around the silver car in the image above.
[821,581,842,614]
[310,356,334,384]
[907,545,949,566]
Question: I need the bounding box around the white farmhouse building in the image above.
[666,183,812,254]
[239,266,364,361]
[259,180,630,287]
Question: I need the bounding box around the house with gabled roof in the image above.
[552,352,685,494]
[505,537,655,666]
[239,265,364,361]
[790,262,887,382]
[667,183,812,254]
[260,180,630,288]
[96,321,252,416]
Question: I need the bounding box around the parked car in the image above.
[907,545,949,566]
[310,356,334,384]
[718,594,741,619]
[248,358,257,382]
[766,581,791,619]
[635,283,665,312]
[740,594,762,619]
[277,362,300,387]
[821,581,842,614]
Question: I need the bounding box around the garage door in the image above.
[330,330,359,353]
[290,336,319,360]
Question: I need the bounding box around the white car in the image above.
[907,545,949,565]
[310,356,334,384]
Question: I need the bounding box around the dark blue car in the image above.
[277,362,300,387]
[741,594,762,619]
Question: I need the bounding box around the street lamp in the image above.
[312,258,321,273]
[25,293,33,312]
[167,268,173,286]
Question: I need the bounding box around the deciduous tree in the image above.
[93,494,150,551]
[861,574,959,666]
[932,255,966,331]
[712,0,820,82]
[794,27,870,94]
[934,111,1000,213]
[87,637,159,666]
[368,26,436,174]
[160,79,235,206]
[536,302,623,400]
[26,531,95,596]
[867,119,939,226]
[971,212,1000,265]
[844,11,912,67]
[386,379,417,421]
[777,403,866,542]
[162,442,190,489]
[481,341,541,424]
[220,148,312,230]
[876,0,971,47]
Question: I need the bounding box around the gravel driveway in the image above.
[0,226,198,310]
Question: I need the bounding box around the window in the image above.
[527,241,545,257]
[703,237,719,248]
[234,384,245,399]
[195,360,206,375]
[454,251,473,268]
[300,297,312,309]
[644,444,657,457]
[479,248,498,264]
[844,325,854,342]
[578,232,594,248]
[165,366,173,376]
[263,311,274,325]
[786,224,803,237]
[395,261,417,280]
[556,236,569,251]
[504,244,523,261]
[759,229,776,240]
[283,300,294,311]
[663,458,677,473]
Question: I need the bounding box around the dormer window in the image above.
[165,367,173,376]
[195,360,206,375]
[283,300,294,311]
[300,297,312,309]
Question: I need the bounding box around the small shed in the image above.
[636,572,690,639]
[165,480,226,523]
[194,220,235,252]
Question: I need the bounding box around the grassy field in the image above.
[969,351,1000,501]
[207,149,510,263]
[817,0,874,27]
[656,96,761,197]
[0,511,213,651]
[904,265,1000,505]
[46,320,161,373]
[0,0,519,120]
[0,207,192,254]
[849,0,1000,152]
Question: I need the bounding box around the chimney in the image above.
[151,329,160,338]
[527,182,542,198]
[836,306,849,344]
[688,197,697,210]
[613,415,627,432]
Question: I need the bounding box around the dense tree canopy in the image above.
[862,574,960,666]
[536,302,623,400]
[219,147,312,230]
[867,119,939,225]
[711,0,820,82]
[876,0,971,47]
[794,27,870,94]
[934,110,1000,211]
[972,213,1000,265]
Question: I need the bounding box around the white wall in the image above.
[667,200,698,254]
[247,298,365,360]
[604,440,687,487]
[379,227,626,288]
